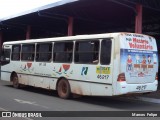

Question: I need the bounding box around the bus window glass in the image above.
[53,42,73,63]
[101,39,112,65]
[4,49,11,59]
[36,43,52,62]
[75,40,99,64]
[22,44,35,61]
[11,45,21,61]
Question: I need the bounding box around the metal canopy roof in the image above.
[0,0,78,21]
[0,0,160,41]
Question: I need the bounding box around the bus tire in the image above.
[57,78,71,99]
[12,74,20,89]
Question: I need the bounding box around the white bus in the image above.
[0,33,158,99]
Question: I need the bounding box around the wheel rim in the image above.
[57,79,70,98]
[58,81,67,96]
[61,82,67,94]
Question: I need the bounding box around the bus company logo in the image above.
[81,67,88,76]
[96,66,110,74]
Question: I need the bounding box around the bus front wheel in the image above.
[57,78,71,99]
[12,74,20,89]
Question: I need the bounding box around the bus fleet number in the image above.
[97,75,109,80]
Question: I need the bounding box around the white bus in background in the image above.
[0,33,158,99]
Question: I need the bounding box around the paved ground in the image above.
[0,80,160,120]
[141,90,160,99]
[142,83,160,98]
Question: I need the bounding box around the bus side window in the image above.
[101,39,112,65]
[21,44,35,61]
[4,49,11,60]
[11,45,21,61]
[36,43,52,62]
[75,40,99,64]
[53,42,73,63]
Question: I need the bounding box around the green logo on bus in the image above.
[81,67,88,76]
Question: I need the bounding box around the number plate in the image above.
[136,85,147,91]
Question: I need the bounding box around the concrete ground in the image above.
[140,84,160,99]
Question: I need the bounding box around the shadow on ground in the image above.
[4,83,158,110]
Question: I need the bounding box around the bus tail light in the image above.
[155,72,158,80]
[117,73,126,82]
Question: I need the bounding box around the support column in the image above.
[0,31,2,51]
[26,25,31,39]
[68,17,73,36]
[135,4,143,34]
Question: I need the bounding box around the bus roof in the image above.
[3,32,155,45]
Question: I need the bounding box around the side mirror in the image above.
[0,56,10,65]
[0,48,11,65]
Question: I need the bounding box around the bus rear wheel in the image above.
[12,74,20,89]
[57,78,71,99]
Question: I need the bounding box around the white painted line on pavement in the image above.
[14,98,49,109]
[0,107,8,111]
[14,99,36,105]
[136,97,160,104]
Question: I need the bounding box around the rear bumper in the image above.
[115,80,158,95]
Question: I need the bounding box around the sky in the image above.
[0,0,61,20]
